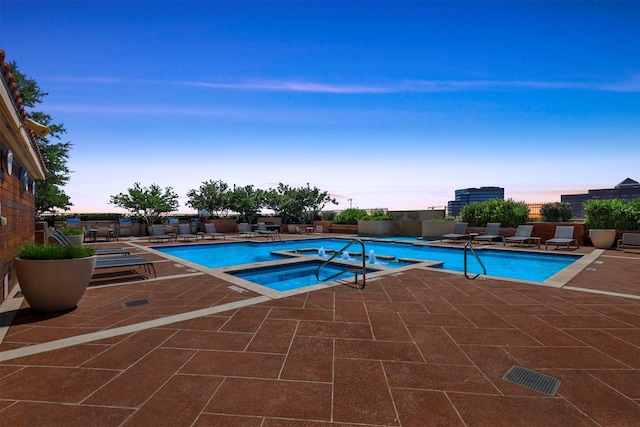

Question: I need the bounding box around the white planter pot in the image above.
[66,234,84,245]
[15,256,97,312]
[589,229,616,249]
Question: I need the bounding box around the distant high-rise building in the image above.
[561,178,640,218]
[447,186,504,217]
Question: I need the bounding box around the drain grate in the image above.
[228,285,248,294]
[123,298,150,308]
[503,365,560,396]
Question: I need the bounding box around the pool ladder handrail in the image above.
[463,241,487,280]
[315,238,366,289]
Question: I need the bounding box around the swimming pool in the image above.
[154,238,580,284]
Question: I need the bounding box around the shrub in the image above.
[540,202,573,222]
[16,244,95,260]
[363,209,393,221]
[58,227,84,236]
[334,208,369,224]
[461,199,530,228]
[584,199,640,230]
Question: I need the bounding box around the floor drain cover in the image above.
[123,299,150,308]
[503,365,560,396]
[228,285,248,293]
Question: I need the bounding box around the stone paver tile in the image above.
[205,377,332,420]
[220,306,271,333]
[407,325,473,366]
[267,307,334,321]
[384,361,496,394]
[0,366,118,403]
[400,312,474,327]
[82,328,176,369]
[449,393,597,426]
[0,401,133,427]
[84,348,195,407]
[336,338,423,363]
[179,350,285,378]
[123,374,222,427]
[445,327,542,346]
[160,330,252,351]
[333,358,399,426]
[368,311,413,341]
[280,336,333,382]
[507,347,628,369]
[547,369,640,426]
[296,320,373,339]
[452,304,514,328]
[391,388,464,427]
[335,300,368,322]
[570,329,640,368]
[505,315,585,346]
[246,318,297,354]
[586,369,640,399]
[194,414,264,426]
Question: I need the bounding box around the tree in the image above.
[540,202,572,222]
[186,179,231,218]
[10,60,73,217]
[264,183,337,224]
[228,184,265,224]
[109,182,179,225]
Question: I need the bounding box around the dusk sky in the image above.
[1,1,638,214]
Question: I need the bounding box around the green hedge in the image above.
[540,202,573,222]
[584,199,640,230]
[461,199,530,228]
[334,208,369,224]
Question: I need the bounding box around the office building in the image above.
[561,178,640,218]
[447,186,504,217]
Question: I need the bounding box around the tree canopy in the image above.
[10,60,73,217]
[109,182,179,224]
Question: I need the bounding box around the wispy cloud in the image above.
[45,76,640,94]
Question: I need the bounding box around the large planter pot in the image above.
[357,220,395,236]
[65,234,84,245]
[15,256,97,312]
[589,229,617,249]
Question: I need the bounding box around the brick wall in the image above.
[1,159,36,301]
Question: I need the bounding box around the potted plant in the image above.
[357,209,395,235]
[15,244,96,312]
[58,226,85,245]
[584,199,639,249]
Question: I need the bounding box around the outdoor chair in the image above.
[474,223,504,244]
[617,233,640,251]
[149,224,174,243]
[313,225,324,234]
[504,225,538,247]
[545,225,579,250]
[203,223,225,239]
[256,222,281,241]
[238,223,258,237]
[49,230,130,255]
[441,222,469,243]
[177,223,199,241]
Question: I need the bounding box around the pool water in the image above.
[231,261,372,292]
[155,238,580,284]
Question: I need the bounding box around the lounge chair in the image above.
[49,230,130,256]
[441,222,469,243]
[545,226,579,250]
[617,233,640,251]
[256,222,281,241]
[313,225,323,234]
[177,223,199,241]
[474,223,504,244]
[149,224,174,243]
[203,223,225,239]
[504,225,539,247]
[94,254,157,277]
[238,222,258,237]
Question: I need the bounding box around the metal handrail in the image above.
[463,241,487,280]
[315,238,366,289]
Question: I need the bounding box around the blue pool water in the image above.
[231,261,374,292]
[155,238,580,283]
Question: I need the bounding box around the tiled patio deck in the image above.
[1,235,638,426]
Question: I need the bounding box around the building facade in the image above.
[561,178,640,218]
[0,50,47,302]
[447,186,504,217]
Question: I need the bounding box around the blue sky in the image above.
[1,1,638,214]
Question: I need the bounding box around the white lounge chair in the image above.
[617,233,640,251]
[441,222,469,243]
[545,226,579,250]
[504,225,538,247]
[474,223,504,244]
[203,223,225,239]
